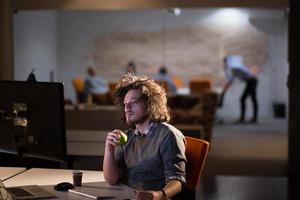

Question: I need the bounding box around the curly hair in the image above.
[114,73,170,123]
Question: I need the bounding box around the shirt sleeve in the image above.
[83,78,92,95]
[225,68,234,82]
[114,146,128,183]
[166,76,177,93]
[160,130,187,185]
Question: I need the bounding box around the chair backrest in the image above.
[172,76,183,88]
[72,78,85,103]
[185,136,209,190]
[106,81,118,104]
[108,81,118,92]
[72,78,84,92]
[189,78,212,94]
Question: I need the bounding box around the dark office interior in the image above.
[1,0,299,199]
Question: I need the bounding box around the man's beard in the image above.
[126,113,150,127]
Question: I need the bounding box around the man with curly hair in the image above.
[103,74,186,200]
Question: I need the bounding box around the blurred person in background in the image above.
[126,61,137,74]
[154,65,177,94]
[219,55,258,123]
[82,66,108,102]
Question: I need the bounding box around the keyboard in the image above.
[7,187,34,197]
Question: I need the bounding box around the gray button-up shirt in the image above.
[114,122,186,190]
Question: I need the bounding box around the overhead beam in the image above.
[13,0,288,11]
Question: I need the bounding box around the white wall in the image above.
[14,11,58,82]
[56,10,166,101]
[218,10,289,120]
[13,9,288,120]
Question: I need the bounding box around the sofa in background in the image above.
[168,91,218,141]
[189,78,212,94]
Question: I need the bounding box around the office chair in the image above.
[173,136,209,200]
[172,76,183,88]
[72,78,85,103]
[189,78,212,94]
[108,81,118,92]
[106,81,118,104]
[185,136,209,190]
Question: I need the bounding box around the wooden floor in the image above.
[195,118,288,200]
[196,175,287,200]
[204,118,288,176]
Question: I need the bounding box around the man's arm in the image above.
[162,180,182,199]
[103,130,122,185]
[136,128,186,200]
[136,179,182,200]
[222,80,233,94]
[219,80,233,107]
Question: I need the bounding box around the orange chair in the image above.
[185,136,209,190]
[108,81,118,93]
[172,76,184,88]
[72,78,85,103]
[189,78,212,94]
[106,81,118,104]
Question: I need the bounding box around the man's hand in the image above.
[105,129,122,152]
[135,190,164,200]
[103,129,123,185]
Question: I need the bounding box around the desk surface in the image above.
[2,168,134,199]
[43,182,134,200]
[1,167,288,200]
[3,168,105,187]
[0,167,26,181]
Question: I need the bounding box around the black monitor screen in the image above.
[0,81,66,163]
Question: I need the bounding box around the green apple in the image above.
[116,130,128,145]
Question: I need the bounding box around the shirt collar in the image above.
[133,122,155,136]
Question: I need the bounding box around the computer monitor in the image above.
[0,81,67,166]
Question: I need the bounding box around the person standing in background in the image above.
[219,55,258,123]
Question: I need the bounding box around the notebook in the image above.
[68,184,135,200]
[0,180,56,200]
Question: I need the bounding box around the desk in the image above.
[2,168,288,200]
[3,168,105,187]
[3,168,134,199]
[43,182,134,200]
[0,167,26,181]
